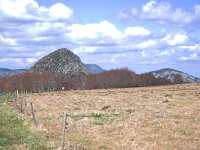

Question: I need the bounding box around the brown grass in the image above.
[26,83,200,150]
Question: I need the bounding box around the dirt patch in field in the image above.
[26,83,200,150]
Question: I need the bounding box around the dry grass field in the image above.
[26,83,200,150]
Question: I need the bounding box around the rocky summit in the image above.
[30,48,89,75]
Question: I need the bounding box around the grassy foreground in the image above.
[0,96,47,150]
[25,83,200,149]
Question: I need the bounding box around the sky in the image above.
[0,0,200,77]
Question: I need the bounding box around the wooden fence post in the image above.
[6,93,8,104]
[30,102,38,126]
[24,97,27,116]
[20,97,23,113]
[16,90,19,98]
[13,97,17,111]
[61,112,68,149]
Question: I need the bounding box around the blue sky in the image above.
[0,0,200,77]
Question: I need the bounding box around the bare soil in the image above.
[26,83,200,150]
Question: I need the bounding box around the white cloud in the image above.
[141,51,147,57]
[118,10,130,20]
[181,53,199,61]
[0,58,23,64]
[0,0,38,17]
[124,26,151,36]
[130,8,138,15]
[158,49,175,56]
[0,57,38,67]
[0,58,27,67]
[110,58,117,63]
[0,35,17,46]
[32,36,52,42]
[118,8,138,21]
[26,58,37,63]
[194,4,200,15]
[48,3,73,19]
[66,20,123,43]
[179,44,200,52]
[0,0,73,20]
[66,21,152,46]
[141,0,194,24]
[162,33,188,46]
[142,0,171,20]
[121,0,199,25]
[28,22,67,36]
[172,9,193,24]
[142,0,158,12]
[138,39,157,48]
[74,46,98,54]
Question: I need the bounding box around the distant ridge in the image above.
[149,68,200,83]
[0,63,105,77]
[30,48,89,75]
[84,64,105,74]
[0,68,27,77]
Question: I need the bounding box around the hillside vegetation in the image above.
[0,68,172,93]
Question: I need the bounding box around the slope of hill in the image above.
[0,68,27,77]
[84,64,105,74]
[30,48,89,75]
[149,68,200,83]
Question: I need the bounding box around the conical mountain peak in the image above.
[30,48,89,75]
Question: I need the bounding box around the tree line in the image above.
[0,68,183,93]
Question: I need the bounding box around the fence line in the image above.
[20,97,23,113]
[13,97,17,111]
[61,112,68,149]
[30,102,38,127]
[23,97,27,116]
[7,91,70,149]
[10,91,38,127]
